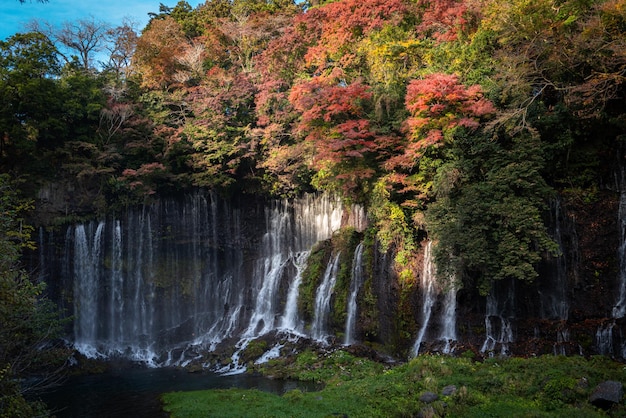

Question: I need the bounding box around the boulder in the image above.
[589,380,623,410]
[441,385,457,396]
[419,391,439,403]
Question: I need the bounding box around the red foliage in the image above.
[385,72,494,171]
[288,70,384,195]
[416,0,472,42]
[120,162,168,195]
[303,0,409,69]
[407,73,491,137]
[256,0,410,78]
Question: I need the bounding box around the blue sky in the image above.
[1,0,206,41]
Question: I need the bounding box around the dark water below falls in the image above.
[38,366,316,418]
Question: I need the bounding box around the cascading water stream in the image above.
[541,199,573,355]
[541,199,570,321]
[344,242,365,346]
[210,195,344,373]
[311,253,341,342]
[73,222,104,358]
[410,241,458,357]
[109,221,123,344]
[481,280,515,356]
[279,251,310,333]
[40,193,350,367]
[439,282,458,354]
[244,204,292,337]
[411,241,437,357]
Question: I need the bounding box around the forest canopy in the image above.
[1,0,625,293]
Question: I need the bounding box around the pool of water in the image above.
[37,366,315,417]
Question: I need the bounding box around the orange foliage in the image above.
[133,17,187,89]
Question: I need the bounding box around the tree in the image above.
[383,72,494,205]
[28,17,111,70]
[132,16,187,89]
[103,20,139,81]
[0,33,62,169]
[289,69,383,198]
[416,0,474,42]
[0,175,67,417]
[427,129,557,294]
[182,67,257,189]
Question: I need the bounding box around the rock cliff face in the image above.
[28,186,626,365]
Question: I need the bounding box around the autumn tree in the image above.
[383,72,494,206]
[102,20,138,82]
[133,17,187,89]
[182,67,257,189]
[288,69,386,199]
[416,0,475,42]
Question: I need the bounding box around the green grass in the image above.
[162,353,626,418]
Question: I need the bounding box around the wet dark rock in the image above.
[419,391,439,403]
[589,380,623,410]
[441,385,457,396]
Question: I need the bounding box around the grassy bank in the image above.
[162,352,625,417]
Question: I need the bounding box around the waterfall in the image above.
[244,204,293,337]
[343,243,364,345]
[553,328,570,356]
[613,186,626,318]
[410,241,458,357]
[53,193,345,365]
[439,283,458,354]
[596,322,615,355]
[109,221,123,344]
[73,222,104,358]
[411,241,437,357]
[311,253,341,342]
[344,242,365,345]
[279,251,310,333]
[243,195,343,338]
[481,280,515,356]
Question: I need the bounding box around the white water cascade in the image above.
[73,222,104,358]
[243,205,293,337]
[410,241,458,357]
[344,242,365,345]
[481,281,515,356]
[279,251,310,333]
[311,253,341,342]
[439,282,458,354]
[50,193,345,366]
[411,241,438,357]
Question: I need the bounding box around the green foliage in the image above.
[298,241,331,322]
[329,228,361,331]
[368,180,419,287]
[427,129,557,294]
[0,175,67,417]
[0,33,62,172]
[164,354,625,418]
